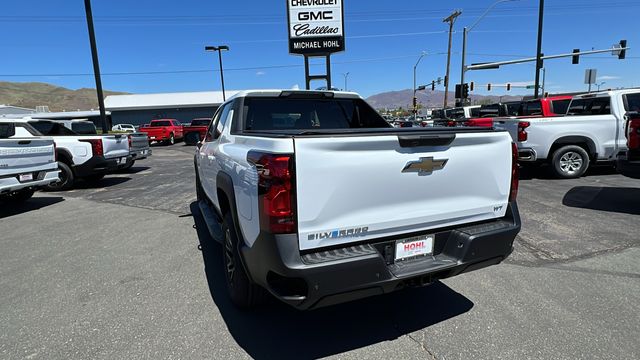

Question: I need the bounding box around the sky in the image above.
[0,0,638,98]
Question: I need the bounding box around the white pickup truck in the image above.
[194,90,521,310]
[0,120,60,203]
[496,89,637,178]
[10,118,131,190]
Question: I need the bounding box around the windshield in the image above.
[150,120,172,127]
[243,97,390,131]
[29,121,78,136]
[191,119,211,126]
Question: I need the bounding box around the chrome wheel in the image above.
[559,151,583,175]
[224,229,235,284]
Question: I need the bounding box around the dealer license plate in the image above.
[19,173,33,182]
[395,235,434,261]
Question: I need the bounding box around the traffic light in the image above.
[619,40,627,60]
[470,81,474,91]
[487,83,492,91]
[572,49,580,64]
[462,83,470,99]
[413,97,417,108]
[431,81,436,91]
[507,83,511,91]
[455,84,462,99]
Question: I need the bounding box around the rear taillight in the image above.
[517,121,530,142]
[128,135,133,149]
[248,151,296,234]
[447,120,457,127]
[627,118,640,150]
[79,139,104,157]
[466,118,493,128]
[509,142,519,202]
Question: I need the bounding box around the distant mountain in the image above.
[0,81,127,112]
[366,89,522,109]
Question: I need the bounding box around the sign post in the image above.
[584,68,597,92]
[287,0,345,90]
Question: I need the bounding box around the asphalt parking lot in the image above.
[1,145,639,360]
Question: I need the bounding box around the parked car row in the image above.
[0,117,153,202]
[428,89,640,179]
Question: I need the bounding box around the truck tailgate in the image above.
[101,134,129,159]
[294,131,513,251]
[0,138,57,177]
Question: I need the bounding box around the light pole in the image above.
[205,45,229,101]
[443,10,462,109]
[595,81,606,91]
[460,0,518,106]
[343,72,350,91]
[83,0,108,133]
[413,51,427,120]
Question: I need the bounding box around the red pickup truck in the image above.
[139,119,184,145]
[463,95,573,128]
[183,118,211,145]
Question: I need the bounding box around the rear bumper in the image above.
[241,202,521,310]
[617,152,640,179]
[517,147,537,162]
[0,169,60,195]
[73,155,131,177]
[130,148,152,161]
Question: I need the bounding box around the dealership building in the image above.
[104,91,237,126]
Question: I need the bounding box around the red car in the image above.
[139,119,184,145]
[183,118,211,145]
[463,95,573,128]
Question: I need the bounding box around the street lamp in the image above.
[343,72,350,91]
[460,0,519,105]
[413,51,427,120]
[595,81,606,92]
[205,45,230,101]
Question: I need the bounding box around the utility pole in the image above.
[533,0,545,99]
[83,0,108,133]
[443,10,462,108]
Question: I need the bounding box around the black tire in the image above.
[222,213,266,309]
[84,174,105,183]
[551,145,590,179]
[45,162,74,191]
[167,133,175,146]
[4,188,35,204]
[122,160,135,170]
[195,171,206,201]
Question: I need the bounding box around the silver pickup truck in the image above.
[0,121,60,203]
[496,90,636,178]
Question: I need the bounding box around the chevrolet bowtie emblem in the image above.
[402,157,448,175]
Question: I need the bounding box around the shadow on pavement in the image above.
[115,166,150,174]
[73,176,132,190]
[519,164,618,181]
[563,186,640,215]
[0,196,65,219]
[190,202,474,360]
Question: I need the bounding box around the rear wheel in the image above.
[122,160,135,170]
[222,212,266,309]
[3,188,35,204]
[167,133,175,146]
[45,162,74,191]
[551,145,590,179]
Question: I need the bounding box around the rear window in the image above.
[191,119,211,126]
[150,120,171,127]
[71,122,97,135]
[242,97,390,131]
[568,97,611,116]
[624,93,640,112]
[522,101,542,116]
[551,99,570,115]
[29,121,77,136]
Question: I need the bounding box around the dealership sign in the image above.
[287,0,345,55]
